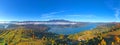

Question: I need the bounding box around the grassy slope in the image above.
[0,28,46,45]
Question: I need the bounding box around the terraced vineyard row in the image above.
[0,28,46,45]
[0,30,21,45]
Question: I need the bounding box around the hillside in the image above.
[0,22,119,45]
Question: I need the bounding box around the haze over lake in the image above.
[48,23,98,35]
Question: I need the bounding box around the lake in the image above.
[48,23,98,35]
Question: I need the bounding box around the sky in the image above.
[0,0,120,22]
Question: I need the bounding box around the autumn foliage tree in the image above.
[111,42,114,45]
[59,34,64,39]
[114,35,120,43]
[100,39,106,45]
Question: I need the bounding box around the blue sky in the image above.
[0,0,120,22]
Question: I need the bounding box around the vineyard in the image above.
[0,27,46,45]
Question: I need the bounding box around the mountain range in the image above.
[0,20,85,25]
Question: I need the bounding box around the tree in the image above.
[32,32,35,39]
[59,34,64,39]
[51,39,55,45]
[114,35,120,43]
[100,39,106,45]
[111,42,114,45]
[98,43,100,45]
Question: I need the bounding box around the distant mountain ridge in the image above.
[47,20,72,22]
[0,20,78,25]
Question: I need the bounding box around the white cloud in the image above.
[67,14,96,18]
[40,11,97,21]
[41,11,64,15]
[105,0,120,21]
[40,11,64,19]
[114,8,120,20]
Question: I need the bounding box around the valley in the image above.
[0,20,119,45]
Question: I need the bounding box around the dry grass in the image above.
[102,30,120,38]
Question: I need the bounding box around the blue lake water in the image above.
[48,24,98,35]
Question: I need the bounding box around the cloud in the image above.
[40,11,64,19]
[114,8,120,20]
[41,11,64,15]
[105,0,120,21]
[62,14,97,22]
[67,14,96,18]
[40,11,97,21]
